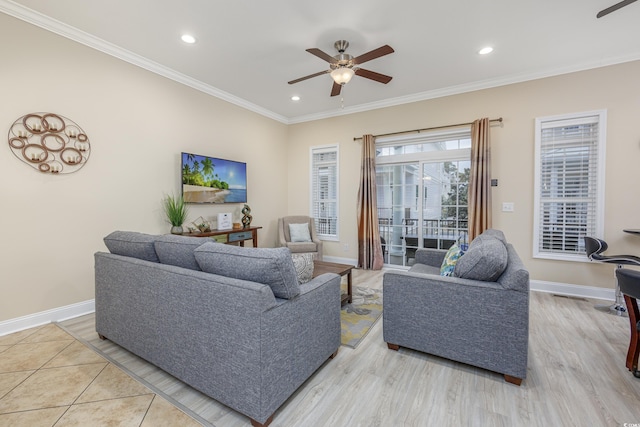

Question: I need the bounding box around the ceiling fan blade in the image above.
[306,48,338,64]
[288,70,330,85]
[355,68,393,84]
[352,45,394,65]
[597,0,637,18]
[330,82,342,97]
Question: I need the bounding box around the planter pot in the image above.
[170,225,183,235]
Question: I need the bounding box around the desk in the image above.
[181,226,262,247]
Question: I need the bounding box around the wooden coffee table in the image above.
[313,260,355,305]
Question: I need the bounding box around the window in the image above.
[376,129,471,267]
[533,110,606,261]
[310,145,339,240]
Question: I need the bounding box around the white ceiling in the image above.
[2,0,640,123]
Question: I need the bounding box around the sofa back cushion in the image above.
[194,242,301,299]
[154,234,206,270]
[104,231,159,263]
[453,234,508,282]
[480,228,507,245]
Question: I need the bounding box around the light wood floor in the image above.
[58,269,640,426]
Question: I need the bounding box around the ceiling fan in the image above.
[288,40,394,97]
[597,0,637,18]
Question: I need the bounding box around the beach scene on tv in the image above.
[182,153,247,203]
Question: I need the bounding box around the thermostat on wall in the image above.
[218,213,232,230]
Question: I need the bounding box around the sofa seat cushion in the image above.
[454,234,508,282]
[194,242,301,299]
[154,234,206,270]
[287,241,318,253]
[104,231,159,263]
[409,263,441,276]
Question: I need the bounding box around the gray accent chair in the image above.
[95,231,341,427]
[277,215,323,261]
[383,229,530,385]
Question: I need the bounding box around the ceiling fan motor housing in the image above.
[331,41,354,70]
[331,53,354,70]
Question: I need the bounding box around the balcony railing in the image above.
[378,214,469,266]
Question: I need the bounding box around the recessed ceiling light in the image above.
[478,47,493,55]
[291,95,301,101]
[181,34,196,44]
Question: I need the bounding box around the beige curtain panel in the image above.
[357,134,384,270]
[468,117,492,241]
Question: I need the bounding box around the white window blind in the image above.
[533,111,606,260]
[310,145,338,239]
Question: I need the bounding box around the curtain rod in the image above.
[353,117,503,141]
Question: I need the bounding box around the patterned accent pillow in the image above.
[440,244,463,277]
[291,253,315,284]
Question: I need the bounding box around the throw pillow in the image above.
[194,242,301,299]
[440,244,463,277]
[103,231,160,263]
[154,234,207,270]
[291,253,314,284]
[453,235,508,282]
[289,223,312,242]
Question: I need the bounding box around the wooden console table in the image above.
[181,226,262,247]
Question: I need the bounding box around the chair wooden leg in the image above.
[624,295,640,373]
[504,375,523,386]
[387,343,400,351]
[250,414,274,427]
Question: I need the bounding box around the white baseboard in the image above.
[530,280,614,301]
[323,255,357,266]
[0,299,95,337]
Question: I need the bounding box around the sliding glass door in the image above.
[375,130,471,267]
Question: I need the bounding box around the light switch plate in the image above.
[502,202,514,212]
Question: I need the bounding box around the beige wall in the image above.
[3,12,639,324]
[0,14,289,322]
[287,60,640,290]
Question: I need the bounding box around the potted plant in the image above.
[162,194,189,234]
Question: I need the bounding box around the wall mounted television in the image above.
[181,152,247,204]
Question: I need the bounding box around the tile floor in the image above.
[0,323,202,426]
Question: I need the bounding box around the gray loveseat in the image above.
[95,231,341,427]
[383,229,529,385]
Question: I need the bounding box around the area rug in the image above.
[341,286,383,348]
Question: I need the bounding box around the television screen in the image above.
[181,152,247,204]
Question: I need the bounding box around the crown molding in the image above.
[287,52,640,124]
[0,0,289,124]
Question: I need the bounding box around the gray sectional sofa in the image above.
[95,231,341,427]
[383,229,530,385]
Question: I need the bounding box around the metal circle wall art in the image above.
[7,113,90,174]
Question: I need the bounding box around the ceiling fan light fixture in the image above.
[331,67,355,85]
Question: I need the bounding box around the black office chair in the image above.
[614,268,640,378]
[584,236,640,316]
